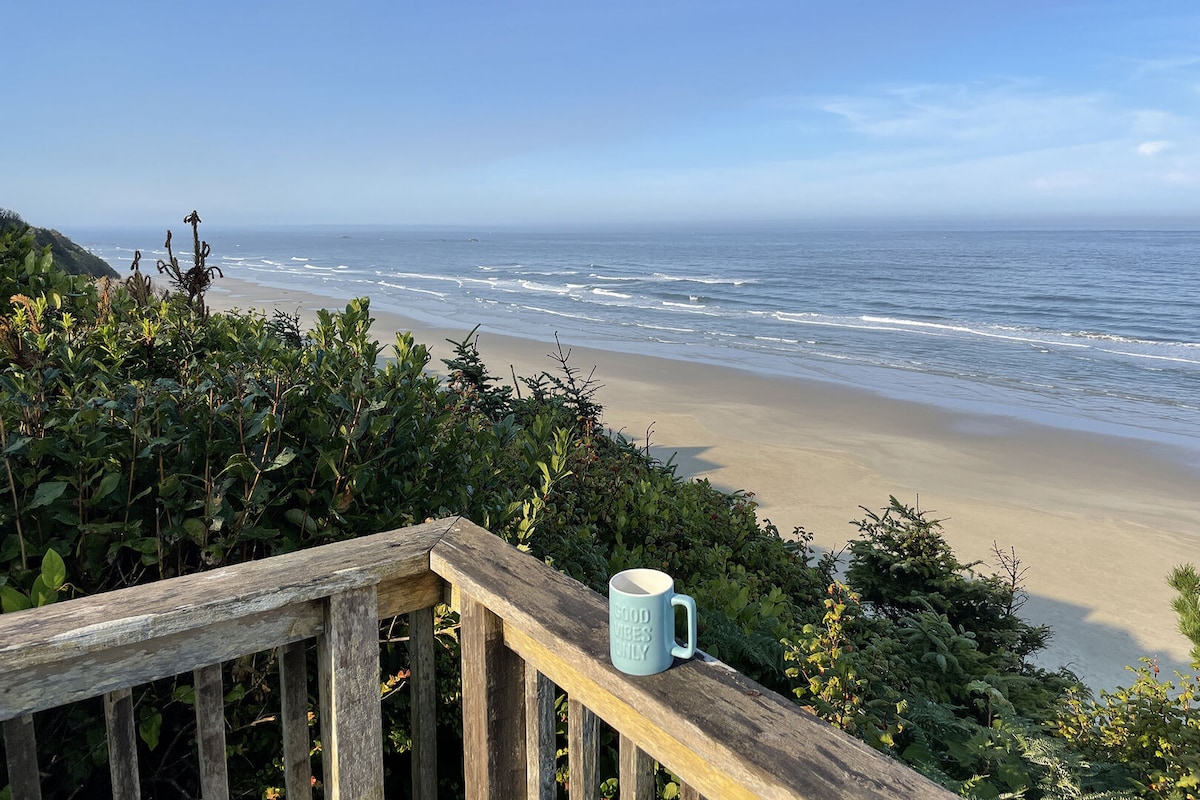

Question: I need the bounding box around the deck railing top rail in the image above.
[0,517,953,800]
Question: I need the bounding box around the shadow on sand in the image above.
[618,440,1194,694]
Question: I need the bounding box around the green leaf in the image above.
[1,586,31,613]
[28,480,68,509]
[218,452,257,479]
[173,685,196,705]
[0,535,20,563]
[285,508,319,534]
[3,435,31,454]
[138,707,162,750]
[263,448,297,473]
[182,518,207,544]
[89,472,122,505]
[40,547,66,591]
[31,574,58,607]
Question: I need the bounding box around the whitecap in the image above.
[651,272,755,286]
[860,315,1089,348]
[638,323,696,333]
[517,305,604,322]
[590,273,637,282]
[377,281,448,300]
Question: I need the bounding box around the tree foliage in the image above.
[1,215,1195,799]
[1169,564,1200,665]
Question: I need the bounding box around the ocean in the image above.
[73,223,1200,469]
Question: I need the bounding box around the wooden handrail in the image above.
[432,519,951,800]
[0,517,954,800]
[0,519,447,720]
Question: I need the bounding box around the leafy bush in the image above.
[1057,661,1200,799]
[4,215,1191,799]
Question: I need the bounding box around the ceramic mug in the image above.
[608,568,697,675]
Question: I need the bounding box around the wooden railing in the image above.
[1,518,953,799]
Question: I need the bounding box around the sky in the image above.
[3,1,1200,228]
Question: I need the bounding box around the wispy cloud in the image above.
[1136,140,1172,156]
[813,82,1116,153]
[1129,54,1200,79]
[1130,109,1179,136]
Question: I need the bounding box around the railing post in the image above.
[409,606,438,800]
[278,640,313,800]
[2,714,41,800]
[317,585,384,800]
[618,734,655,800]
[104,688,140,800]
[461,595,527,800]
[567,698,599,800]
[525,670,556,800]
[194,663,229,800]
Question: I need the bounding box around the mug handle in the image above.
[670,593,697,660]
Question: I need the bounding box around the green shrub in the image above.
[1057,661,1200,799]
[4,215,1179,799]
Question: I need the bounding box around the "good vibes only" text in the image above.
[612,606,654,660]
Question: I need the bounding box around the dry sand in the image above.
[208,277,1200,692]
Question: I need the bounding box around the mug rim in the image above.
[609,567,674,597]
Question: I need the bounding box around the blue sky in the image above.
[4,1,1199,227]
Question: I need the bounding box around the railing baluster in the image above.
[568,698,599,800]
[278,640,313,800]
[461,595,527,800]
[618,733,654,800]
[103,688,140,799]
[317,585,384,800]
[409,606,438,800]
[680,783,703,800]
[0,519,961,800]
[194,663,229,800]
[525,669,556,800]
[3,714,41,800]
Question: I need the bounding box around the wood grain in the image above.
[432,519,956,800]
[461,595,527,800]
[618,734,655,800]
[4,516,962,800]
[409,606,438,800]
[0,520,447,719]
[194,663,230,800]
[278,640,313,800]
[103,688,140,800]
[317,586,385,800]
[0,519,450,672]
[568,698,599,800]
[3,714,41,800]
[525,669,557,800]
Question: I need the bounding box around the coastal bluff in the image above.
[0,209,117,279]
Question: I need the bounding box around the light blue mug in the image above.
[609,568,697,676]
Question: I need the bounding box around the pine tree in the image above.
[1168,563,1200,664]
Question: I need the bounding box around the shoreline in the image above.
[208,275,1199,691]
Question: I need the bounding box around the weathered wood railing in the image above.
[1,518,953,799]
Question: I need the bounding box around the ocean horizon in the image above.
[73,222,1200,472]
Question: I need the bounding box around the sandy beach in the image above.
[209,276,1199,692]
